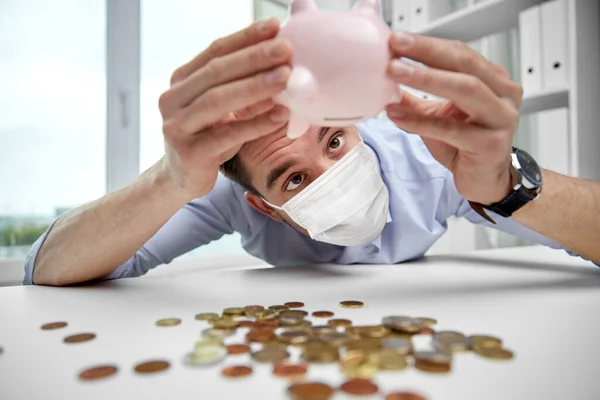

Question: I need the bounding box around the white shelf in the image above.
[520,88,569,115]
[415,0,542,42]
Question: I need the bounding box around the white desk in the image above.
[1,246,599,400]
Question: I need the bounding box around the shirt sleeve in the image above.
[441,173,600,267]
[23,173,239,285]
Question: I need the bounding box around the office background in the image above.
[1,0,598,284]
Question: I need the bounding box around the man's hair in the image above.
[220,154,260,195]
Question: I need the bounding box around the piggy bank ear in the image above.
[291,0,318,14]
[353,0,381,15]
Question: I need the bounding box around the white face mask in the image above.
[262,142,390,247]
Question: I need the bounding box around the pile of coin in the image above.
[181,300,515,399]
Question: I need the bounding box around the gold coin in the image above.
[467,335,503,350]
[280,316,305,327]
[194,313,219,321]
[346,338,382,351]
[156,318,181,327]
[287,382,335,400]
[64,333,96,344]
[251,348,290,363]
[302,343,339,364]
[269,305,289,313]
[212,318,239,329]
[377,348,408,371]
[414,317,437,327]
[474,347,514,360]
[382,316,421,333]
[320,331,357,347]
[278,330,312,345]
[202,328,235,339]
[312,326,337,336]
[223,307,246,317]
[255,309,279,320]
[340,349,378,378]
[184,345,227,366]
[195,338,224,349]
[41,321,68,330]
[222,365,253,378]
[340,300,364,308]
[327,319,352,328]
[284,301,305,308]
[281,310,308,319]
[78,365,118,381]
[134,360,170,374]
[347,325,388,338]
[433,331,467,353]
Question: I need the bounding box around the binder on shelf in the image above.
[391,0,411,31]
[534,107,570,176]
[541,0,569,91]
[519,6,544,95]
[409,0,429,31]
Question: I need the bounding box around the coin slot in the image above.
[324,116,363,122]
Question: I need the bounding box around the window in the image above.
[0,0,106,259]
[139,0,255,258]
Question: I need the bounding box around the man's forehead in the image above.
[239,126,322,165]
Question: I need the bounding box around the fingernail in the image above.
[270,106,290,122]
[269,40,289,57]
[392,31,415,49]
[258,17,278,33]
[391,59,413,77]
[266,66,289,84]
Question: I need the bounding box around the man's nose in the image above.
[313,158,339,178]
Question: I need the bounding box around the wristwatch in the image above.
[469,147,543,223]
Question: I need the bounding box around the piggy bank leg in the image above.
[286,114,311,139]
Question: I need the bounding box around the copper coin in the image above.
[415,327,436,335]
[78,365,118,381]
[385,392,428,400]
[414,360,451,374]
[273,362,308,379]
[221,365,253,378]
[284,302,305,308]
[41,321,68,330]
[237,320,255,328]
[340,378,379,396]
[288,382,335,400]
[254,320,279,329]
[227,344,251,355]
[339,300,364,308]
[134,360,170,374]
[247,329,275,343]
[64,333,96,344]
[312,311,334,318]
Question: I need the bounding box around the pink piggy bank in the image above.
[275,0,400,138]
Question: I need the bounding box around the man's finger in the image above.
[171,18,280,85]
[170,37,292,109]
[199,106,290,159]
[386,106,503,153]
[234,98,276,120]
[390,32,522,107]
[170,66,291,136]
[388,60,514,129]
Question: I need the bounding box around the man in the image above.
[25,19,600,286]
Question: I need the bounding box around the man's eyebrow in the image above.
[318,127,331,143]
[266,160,296,191]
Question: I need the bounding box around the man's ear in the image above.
[244,191,284,222]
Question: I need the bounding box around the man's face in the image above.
[240,125,362,234]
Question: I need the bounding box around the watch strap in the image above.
[483,185,537,218]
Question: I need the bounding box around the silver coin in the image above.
[414,350,452,364]
[201,327,235,339]
[382,316,421,333]
[433,331,467,352]
[381,338,412,354]
[184,345,227,367]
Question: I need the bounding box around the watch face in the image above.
[515,148,542,186]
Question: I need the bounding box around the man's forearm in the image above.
[33,158,193,286]
[513,169,600,263]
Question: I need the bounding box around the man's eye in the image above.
[286,174,304,191]
[329,135,345,151]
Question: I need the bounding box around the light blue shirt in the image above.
[23,118,594,284]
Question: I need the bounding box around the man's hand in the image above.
[159,18,292,201]
[385,31,523,206]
